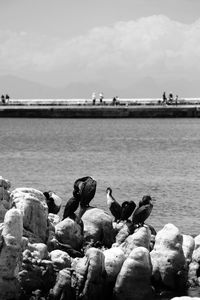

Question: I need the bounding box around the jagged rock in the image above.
[49,268,75,300]
[19,257,55,295]
[113,246,154,300]
[113,222,130,246]
[151,223,187,291]
[72,247,106,300]
[182,235,195,264]
[49,250,71,270]
[119,225,151,257]
[55,217,83,250]
[188,261,199,287]
[81,207,115,248]
[48,213,61,226]
[11,187,49,243]
[0,208,23,300]
[28,243,49,260]
[0,176,11,190]
[192,234,200,263]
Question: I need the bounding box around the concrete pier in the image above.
[0,104,200,118]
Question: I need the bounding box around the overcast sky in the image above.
[1,0,200,97]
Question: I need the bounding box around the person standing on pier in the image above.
[162,92,167,105]
[92,92,96,105]
[99,92,104,104]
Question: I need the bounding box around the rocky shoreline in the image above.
[0,175,200,300]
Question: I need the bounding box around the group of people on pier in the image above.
[162,92,178,105]
[1,94,10,104]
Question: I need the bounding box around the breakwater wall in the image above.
[1,105,200,118]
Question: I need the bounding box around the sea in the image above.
[0,117,200,236]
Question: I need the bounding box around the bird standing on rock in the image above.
[43,191,62,214]
[74,176,97,208]
[131,195,155,227]
[62,189,80,220]
[120,200,136,221]
[106,187,122,222]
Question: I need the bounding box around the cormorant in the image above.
[106,187,122,222]
[120,200,136,221]
[63,188,81,220]
[74,176,97,208]
[43,191,62,214]
[131,195,155,226]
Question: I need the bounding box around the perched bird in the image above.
[131,195,155,226]
[63,188,81,220]
[106,187,122,222]
[120,200,136,221]
[74,176,97,208]
[43,191,62,214]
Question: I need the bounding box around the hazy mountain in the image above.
[0,75,199,99]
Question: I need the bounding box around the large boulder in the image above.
[72,247,106,300]
[10,187,49,243]
[113,246,154,300]
[55,217,83,250]
[119,225,151,257]
[0,176,12,222]
[182,234,195,264]
[104,247,126,284]
[81,207,115,248]
[49,250,71,270]
[151,223,187,291]
[0,208,23,300]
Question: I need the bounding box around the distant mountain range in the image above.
[0,75,200,99]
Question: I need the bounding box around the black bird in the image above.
[131,195,155,226]
[120,200,136,221]
[106,187,122,222]
[43,191,62,214]
[74,176,97,208]
[63,188,81,220]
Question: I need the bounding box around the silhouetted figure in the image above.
[132,195,155,227]
[43,191,62,214]
[99,92,104,104]
[106,187,122,222]
[63,190,80,220]
[175,95,178,106]
[5,94,10,103]
[92,92,96,105]
[162,92,167,104]
[169,93,173,104]
[1,95,5,104]
[121,200,136,221]
[74,176,97,208]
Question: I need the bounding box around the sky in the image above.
[1,0,200,97]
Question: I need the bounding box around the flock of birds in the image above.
[43,176,156,228]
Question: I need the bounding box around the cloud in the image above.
[1,15,200,87]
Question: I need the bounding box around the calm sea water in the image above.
[0,118,200,236]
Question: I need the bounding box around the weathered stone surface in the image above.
[0,176,11,190]
[55,217,83,250]
[49,268,75,299]
[113,246,154,300]
[0,177,12,223]
[151,223,187,291]
[188,261,199,287]
[73,247,106,300]
[11,187,49,243]
[192,234,200,263]
[49,249,71,270]
[114,222,130,246]
[81,207,115,248]
[104,247,126,283]
[28,242,48,260]
[182,234,195,264]
[0,208,23,300]
[119,225,151,257]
